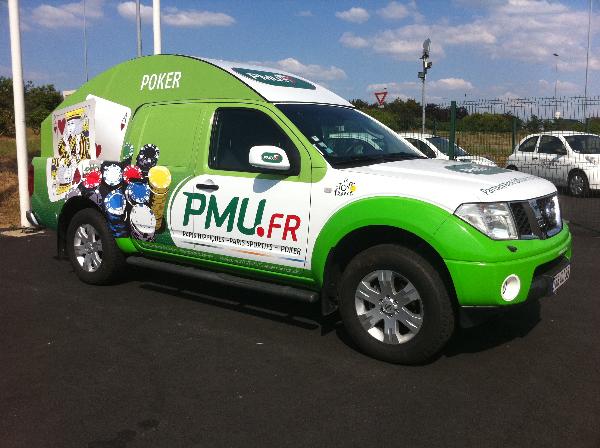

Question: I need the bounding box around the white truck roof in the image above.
[202,58,352,107]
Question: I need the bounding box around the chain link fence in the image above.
[413,96,600,233]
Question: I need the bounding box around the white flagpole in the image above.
[153,0,161,54]
[8,0,31,228]
[136,0,142,57]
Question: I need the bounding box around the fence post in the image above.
[512,116,517,150]
[432,119,437,136]
[448,100,456,160]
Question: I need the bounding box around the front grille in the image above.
[509,202,534,238]
[509,194,562,240]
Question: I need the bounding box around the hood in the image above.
[338,158,556,212]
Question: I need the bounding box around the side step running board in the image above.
[126,256,320,304]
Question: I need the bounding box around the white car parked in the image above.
[506,132,600,197]
[398,133,497,166]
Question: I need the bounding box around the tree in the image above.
[0,76,63,136]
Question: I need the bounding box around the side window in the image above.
[209,108,300,175]
[538,136,566,155]
[407,138,436,158]
[127,103,203,167]
[518,136,538,153]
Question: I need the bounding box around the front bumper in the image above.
[445,225,572,307]
[457,255,570,328]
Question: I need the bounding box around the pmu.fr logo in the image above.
[182,193,301,241]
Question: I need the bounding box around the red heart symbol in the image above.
[57,118,66,135]
[72,168,81,184]
[95,144,102,157]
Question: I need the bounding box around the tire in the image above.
[66,208,126,284]
[338,244,455,364]
[506,165,518,171]
[568,171,589,198]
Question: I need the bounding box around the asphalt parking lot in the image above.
[1,226,599,448]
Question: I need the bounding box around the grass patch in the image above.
[0,131,40,228]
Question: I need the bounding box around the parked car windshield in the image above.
[565,134,600,154]
[276,104,422,167]
[426,137,469,157]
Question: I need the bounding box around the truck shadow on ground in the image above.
[132,266,542,362]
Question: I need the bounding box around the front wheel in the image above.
[338,244,455,364]
[66,208,126,284]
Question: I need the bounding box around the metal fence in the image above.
[418,96,600,233]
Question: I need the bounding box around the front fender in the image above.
[310,197,454,285]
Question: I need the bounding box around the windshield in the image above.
[565,135,600,154]
[426,137,469,157]
[276,104,422,167]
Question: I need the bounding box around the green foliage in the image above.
[0,76,63,136]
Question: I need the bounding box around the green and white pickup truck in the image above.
[28,55,572,364]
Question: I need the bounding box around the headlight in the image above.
[455,202,518,240]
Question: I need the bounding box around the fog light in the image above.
[501,274,521,301]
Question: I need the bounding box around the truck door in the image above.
[123,102,204,248]
[169,104,312,273]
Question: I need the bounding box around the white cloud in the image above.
[339,32,369,49]
[117,2,235,27]
[335,7,370,24]
[539,79,580,95]
[430,78,474,90]
[341,0,600,72]
[297,10,313,17]
[30,0,104,28]
[377,2,409,20]
[272,58,347,81]
[117,2,152,23]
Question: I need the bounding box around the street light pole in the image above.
[418,38,432,134]
[136,0,142,57]
[583,0,592,125]
[553,53,559,99]
[7,0,31,228]
[83,0,88,81]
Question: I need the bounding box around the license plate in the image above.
[552,264,571,293]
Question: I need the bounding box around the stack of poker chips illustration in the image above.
[148,166,172,231]
[101,161,128,237]
[61,142,171,242]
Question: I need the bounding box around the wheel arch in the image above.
[57,197,103,258]
[312,197,458,315]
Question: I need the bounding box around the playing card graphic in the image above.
[47,96,131,202]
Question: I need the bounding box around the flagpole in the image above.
[7,0,31,227]
[153,0,161,54]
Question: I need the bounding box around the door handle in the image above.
[532,157,538,160]
[196,183,219,191]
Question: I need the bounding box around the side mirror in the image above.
[249,145,290,171]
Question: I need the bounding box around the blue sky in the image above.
[1,0,599,103]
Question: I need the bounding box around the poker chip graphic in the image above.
[83,169,101,189]
[122,142,135,160]
[104,190,126,215]
[130,204,156,241]
[102,163,122,187]
[123,165,142,183]
[125,182,150,205]
[136,144,160,173]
